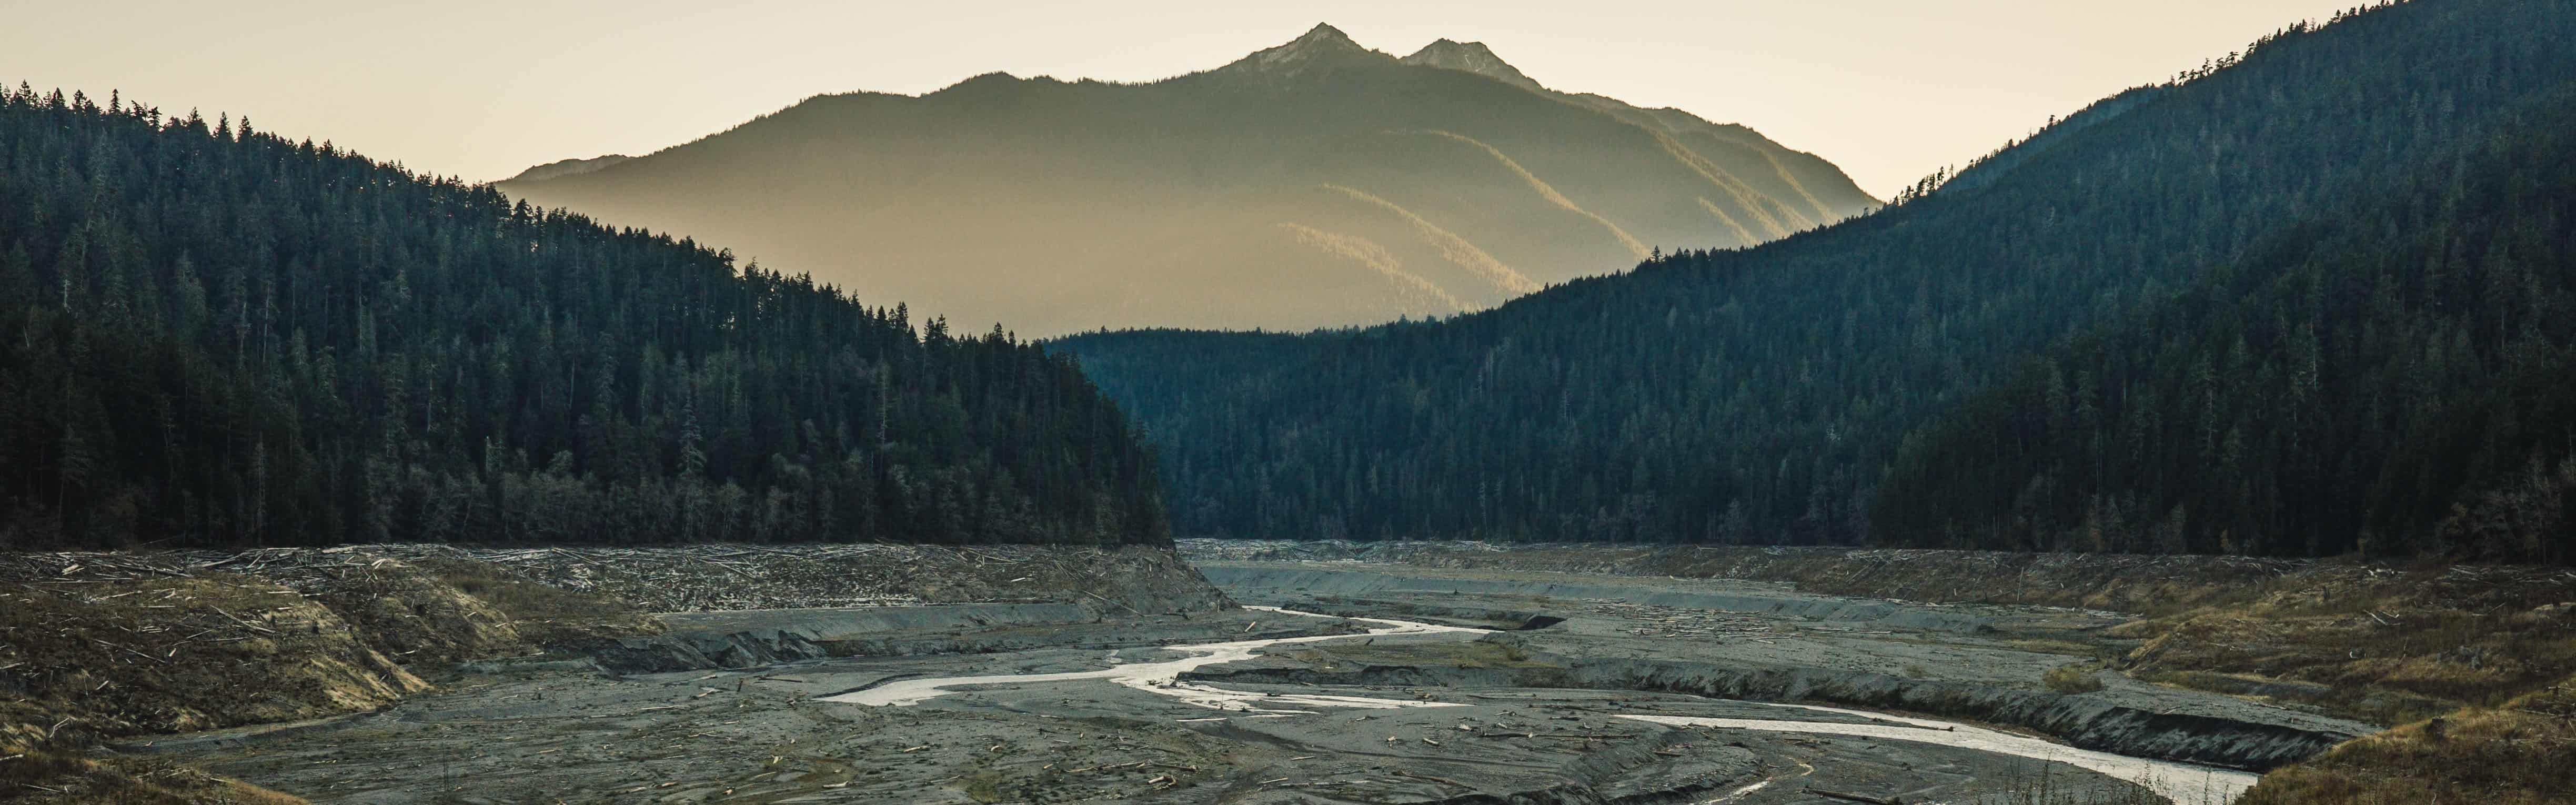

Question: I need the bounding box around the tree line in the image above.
[0,86,1169,549]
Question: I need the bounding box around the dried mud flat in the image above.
[117,556,2380,804]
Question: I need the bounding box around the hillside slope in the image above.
[0,87,1166,549]
[499,24,1876,336]
[1877,86,2576,564]
[1054,0,2576,555]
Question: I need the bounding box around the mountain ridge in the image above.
[1219,23,1386,77]
[499,25,1878,336]
[505,153,630,182]
[1401,38,1543,89]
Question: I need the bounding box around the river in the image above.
[820,606,2259,803]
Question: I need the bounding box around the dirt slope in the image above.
[2,542,1226,802]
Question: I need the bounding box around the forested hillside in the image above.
[1054,0,2576,557]
[1876,89,2576,564]
[0,86,1168,549]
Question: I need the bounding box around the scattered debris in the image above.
[1,542,1219,616]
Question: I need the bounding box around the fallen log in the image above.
[1806,787,1904,805]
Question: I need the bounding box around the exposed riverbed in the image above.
[137,557,2364,803]
[824,607,1483,712]
[829,605,2258,803]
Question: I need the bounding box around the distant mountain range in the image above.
[498,24,1877,335]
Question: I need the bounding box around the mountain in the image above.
[0,88,1168,549]
[1401,39,1541,89]
[506,153,630,182]
[1400,36,1867,229]
[497,24,1877,336]
[1053,0,2576,559]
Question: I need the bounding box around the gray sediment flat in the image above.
[143,559,2367,803]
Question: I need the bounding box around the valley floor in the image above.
[11,542,2567,803]
[1186,541,2576,805]
[126,557,2372,803]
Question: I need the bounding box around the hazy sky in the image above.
[9,1,2355,200]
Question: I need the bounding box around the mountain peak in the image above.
[1221,23,1384,77]
[1294,23,1356,48]
[1401,38,1540,90]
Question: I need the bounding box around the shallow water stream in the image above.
[821,606,2259,803]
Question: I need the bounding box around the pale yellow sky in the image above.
[8,1,2354,199]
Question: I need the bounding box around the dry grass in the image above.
[0,574,429,751]
[414,557,664,649]
[2241,676,2576,805]
[0,575,372,803]
[2043,663,2107,694]
[2111,580,2576,725]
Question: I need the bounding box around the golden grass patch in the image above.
[2042,663,2107,694]
[2241,678,2576,805]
